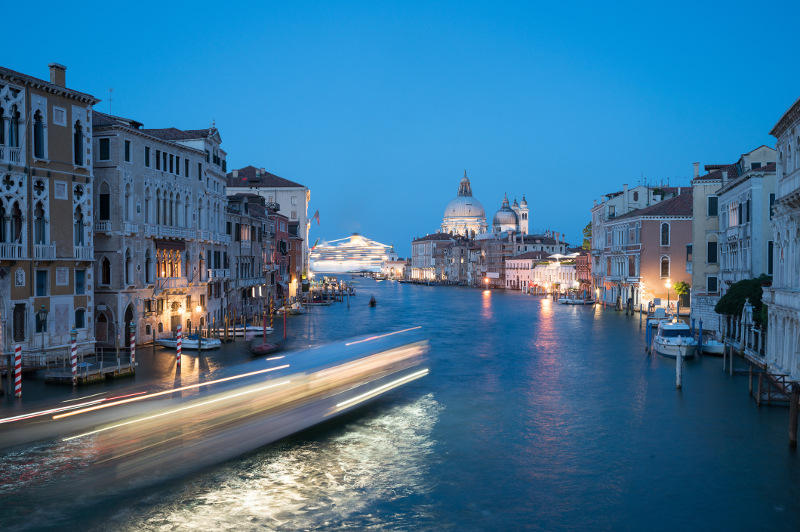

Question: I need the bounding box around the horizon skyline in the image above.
[8,1,800,257]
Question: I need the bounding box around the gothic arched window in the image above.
[34,202,46,245]
[101,257,111,285]
[9,106,20,148]
[660,223,670,246]
[74,121,83,165]
[99,182,110,221]
[33,111,45,159]
[74,206,85,246]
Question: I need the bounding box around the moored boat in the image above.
[653,320,697,358]
[700,338,725,356]
[156,334,222,350]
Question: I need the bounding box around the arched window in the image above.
[11,202,22,242]
[125,249,133,285]
[101,257,111,285]
[660,256,670,278]
[75,308,86,329]
[198,198,204,229]
[124,183,132,221]
[9,105,20,148]
[145,324,152,336]
[660,223,670,246]
[99,182,110,220]
[633,191,639,202]
[155,189,161,224]
[74,206,85,246]
[144,187,151,223]
[73,121,83,165]
[145,249,152,284]
[158,322,163,333]
[34,111,44,159]
[34,202,46,245]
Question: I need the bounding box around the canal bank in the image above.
[2,278,800,531]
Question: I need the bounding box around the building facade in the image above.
[0,64,99,357]
[765,98,800,379]
[92,112,230,345]
[227,166,309,295]
[226,194,271,316]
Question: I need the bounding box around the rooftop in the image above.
[227,165,305,188]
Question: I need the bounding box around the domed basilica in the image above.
[441,172,488,237]
[441,172,529,238]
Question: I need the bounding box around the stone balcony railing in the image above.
[95,221,112,233]
[122,222,139,234]
[74,245,93,260]
[34,244,56,260]
[0,146,21,164]
[0,242,23,260]
[208,268,230,279]
[158,276,188,290]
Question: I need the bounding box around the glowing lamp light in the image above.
[196,305,203,313]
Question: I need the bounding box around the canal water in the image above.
[2,279,800,531]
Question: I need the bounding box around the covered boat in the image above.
[653,320,697,358]
[156,334,222,350]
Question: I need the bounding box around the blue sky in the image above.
[10,1,800,256]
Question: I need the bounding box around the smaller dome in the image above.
[520,195,528,208]
[512,197,519,209]
[493,193,518,229]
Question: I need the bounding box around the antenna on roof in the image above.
[108,88,113,114]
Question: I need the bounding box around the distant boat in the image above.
[156,334,222,350]
[369,296,377,307]
[700,338,725,356]
[225,324,273,337]
[248,338,285,355]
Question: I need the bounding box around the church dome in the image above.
[493,193,518,230]
[444,195,486,219]
[443,171,486,219]
[520,195,528,208]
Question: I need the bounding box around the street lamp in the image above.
[37,304,48,352]
[665,279,672,310]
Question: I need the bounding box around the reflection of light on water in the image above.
[481,290,492,319]
[108,394,441,531]
[0,437,99,495]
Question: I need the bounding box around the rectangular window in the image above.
[185,159,189,177]
[746,199,751,223]
[708,276,718,293]
[143,299,152,313]
[176,156,180,175]
[768,241,774,275]
[162,152,167,170]
[686,244,692,263]
[200,294,206,308]
[155,150,161,170]
[36,270,48,297]
[186,295,192,309]
[707,241,718,264]
[198,162,202,181]
[98,138,110,160]
[157,298,164,312]
[751,162,761,170]
[75,270,85,295]
[770,193,776,219]
[124,140,131,162]
[708,196,718,217]
[608,205,616,218]
[169,154,174,173]
[235,223,241,241]
[738,203,743,225]
[145,146,151,167]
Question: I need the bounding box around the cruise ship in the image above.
[309,233,391,273]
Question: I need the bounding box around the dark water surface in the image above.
[2,279,799,531]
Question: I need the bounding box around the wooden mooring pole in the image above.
[790,385,800,448]
[676,347,683,389]
[749,366,753,397]
[757,372,764,407]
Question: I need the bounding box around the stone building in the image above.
[225,194,271,316]
[0,64,99,357]
[690,146,776,331]
[765,98,800,379]
[411,233,455,281]
[92,112,229,345]
[227,166,309,296]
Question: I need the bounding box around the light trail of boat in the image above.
[61,392,108,403]
[53,364,291,420]
[345,326,422,346]
[0,392,147,425]
[63,380,293,441]
[330,368,429,414]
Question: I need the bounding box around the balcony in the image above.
[240,241,251,253]
[34,244,56,260]
[0,146,21,164]
[95,221,112,233]
[0,242,23,260]
[157,276,189,293]
[74,245,93,260]
[207,268,230,279]
[122,222,139,234]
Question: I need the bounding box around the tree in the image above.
[714,275,771,327]
[673,281,690,297]
[582,222,591,250]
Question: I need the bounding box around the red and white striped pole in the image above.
[130,323,136,367]
[14,345,21,397]
[70,326,78,386]
[176,324,182,367]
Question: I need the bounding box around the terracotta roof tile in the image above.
[226,165,305,188]
[616,191,693,220]
[140,127,213,141]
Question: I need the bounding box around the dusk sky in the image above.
[10,1,800,256]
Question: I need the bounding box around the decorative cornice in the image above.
[770,96,800,138]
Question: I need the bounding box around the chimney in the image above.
[678,186,681,195]
[623,183,628,212]
[48,63,66,87]
[232,169,239,178]
[260,167,266,174]
[693,162,699,179]
[722,170,728,185]
[593,199,597,207]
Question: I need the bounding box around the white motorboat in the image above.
[287,302,308,315]
[648,308,673,328]
[561,297,595,305]
[653,320,697,358]
[156,334,222,350]
[700,338,725,355]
